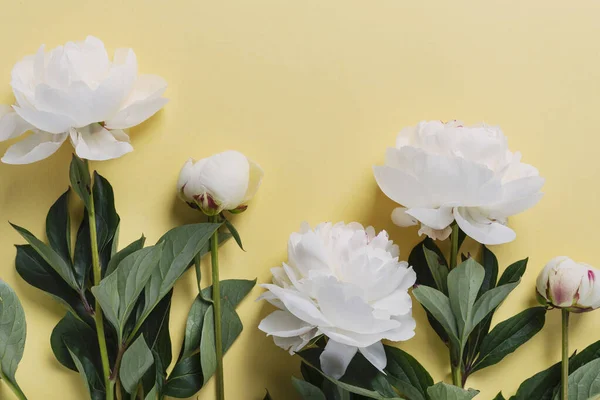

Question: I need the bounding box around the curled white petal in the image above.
[2,131,67,164]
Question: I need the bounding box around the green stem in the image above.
[1,375,28,400]
[450,223,459,269]
[451,362,463,388]
[88,177,113,400]
[562,309,569,400]
[210,215,225,400]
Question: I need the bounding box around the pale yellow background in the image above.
[0,1,598,399]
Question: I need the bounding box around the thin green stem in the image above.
[194,254,202,292]
[1,375,28,400]
[210,215,225,400]
[562,309,569,400]
[450,223,459,269]
[451,363,463,388]
[88,175,113,400]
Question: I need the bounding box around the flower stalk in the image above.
[562,309,569,400]
[449,223,463,387]
[87,180,113,400]
[210,215,225,400]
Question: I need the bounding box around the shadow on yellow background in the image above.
[1,1,599,399]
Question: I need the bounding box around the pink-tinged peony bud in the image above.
[536,256,600,312]
[177,151,263,216]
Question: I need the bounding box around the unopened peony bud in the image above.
[177,150,263,216]
[536,256,600,312]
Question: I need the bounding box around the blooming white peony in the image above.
[537,256,600,312]
[0,36,168,164]
[374,120,544,245]
[177,150,264,215]
[258,222,416,379]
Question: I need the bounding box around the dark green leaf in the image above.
[471,307,546,373]
[457,227,467,251]
[493,394,505,400]
[180,279,256,359]
[106,235,146,276]
[427,382,478,399]
[162,356,202,398]
[513,359,562,400]
[0,280,27,392]
[292,377,326,400]
[120,336,154,394]
[302,361,324,388]
[11,223,79,290]
[139,223,221,333]
[51,312,100,372]
[571,340,600,371]
[384,346,433,400]
[46,189,72,266]
[70,154,92,209]
[223,218,244,250]
[141,290,172,370]
[91,244,163,339]
[66,345,105,400]
[498,259,528,286]
[73,214,92,288]
[92,172,120,256]
[424,247,449,294]
[264,390,274,400]
[298,349,403,399]
[15,245,91,323]
[479,246,498,297]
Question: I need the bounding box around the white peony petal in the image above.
[0,106,32,141]
[261,284,330,327]
[453,207,516,245]
[121,74,167,107]
[103,96,168,130]
[258,310,315,337]
[70,125,133,161]
[391,207,418,227]
[242,159,264,204]
[177,158,195,199]
[358,342,387,372]
[319,340,358,379]
[1,131,67,164]
[13,105,75,134]
[406,207,454,230]
[418,224,453,241]
[373,164,429,209]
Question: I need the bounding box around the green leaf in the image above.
[479,246,498,297]
[298,348,404,400]
[106,235,146,276]
[571,340,600,371]
[424,247,449,294]
[92,172,120,257]
[139,223,221,331]
[141,290,173,371]
[120,336,154,394]
[164,279,256,398]
[73,214,93,288]
[179,279,256,359]
[91,244,163,338]
[471,307,546,373]
[447,259,485,343]
[223,218,244,250]
[512,359,562,400]
[70,154,92,209]
[471,281,519,332]
[15,245,91,323]
[384,346,433,400]
[0,280,27,393]
[427,382,479,400]
[66,346,105,400]
[412,285,459,348]
[322,379,354,400]
[264,390,274,400]
[46,189,72,266]
[51,312,100,372]
[292,377,327,400]
[11,223,79,290]
[162,356,202,398]
[552,359,600,400]
[493,394,505,400]
[497,259,528,286]
[200,300,243,385]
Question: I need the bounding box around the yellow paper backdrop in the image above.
[1,0,599,399]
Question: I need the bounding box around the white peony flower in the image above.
[177,150,264,215]
[0,36,168,164]
[258,222,416,379]
[536,256,600,312]
[374,120,544,245]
